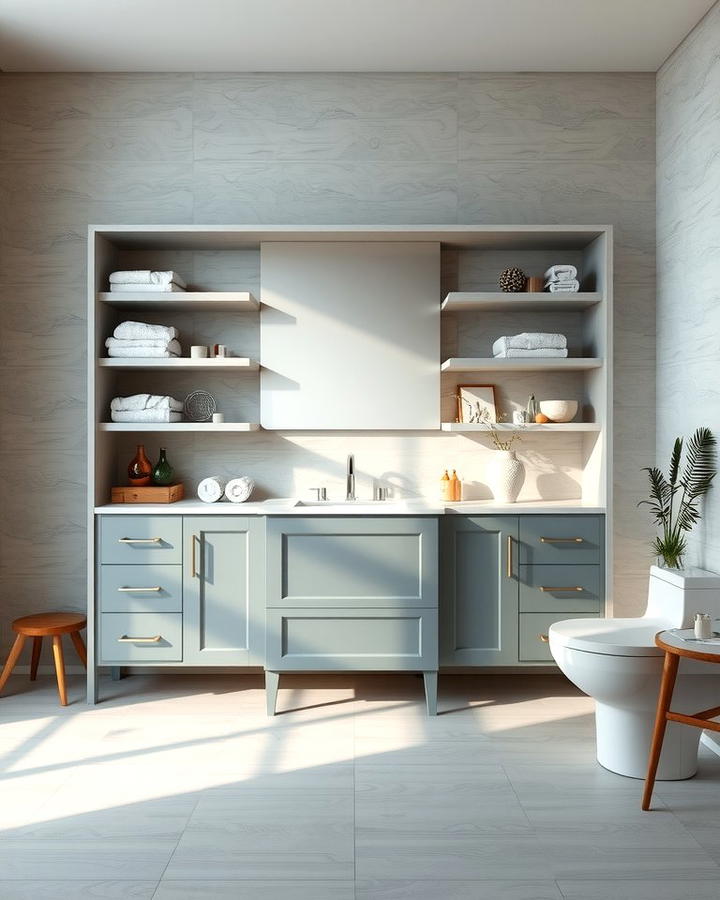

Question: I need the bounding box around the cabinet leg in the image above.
[423,671,438,716]
[265,671,280,716]
[111,666,125,682]
[87,663,98,705]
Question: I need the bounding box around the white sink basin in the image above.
[294,499,411,510]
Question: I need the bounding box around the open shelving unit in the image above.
[440,422,602,433]
[99,421,261,432]
[441,291,602,312]
[98,290,258,311]
[441,357,602,372]
[99,357,259,370]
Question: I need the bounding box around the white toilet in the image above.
[550,566,720,780]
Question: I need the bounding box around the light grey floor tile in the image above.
[0,883,157,900]
[556,879,720,900]
[154,881,355,899]
[0,841,176,880]
[357,881,563,899]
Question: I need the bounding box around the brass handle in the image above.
[539,586,584,592]
[117,586,162,593]
[191,534,200,578]
[118,537,162,544]
[538,634,550,643]
[506,534,513,578]
[540,537,583,543]
[117,635,161,643]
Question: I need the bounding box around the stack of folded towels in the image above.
[109,271,186,293]
[493,333,568,359]
[106,321,181,358]
[544,265,580,293]
[111,394,183,423]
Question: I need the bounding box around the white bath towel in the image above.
[545,280,580,293]
[113,321,178,342]
[111,395,183,413]
[110,283,186,293]
[109,270,187,288]
[198,476,227,503]
[106,336,179,350]
[225,476,255,503]
[493,333,567,355]
[110,409,182,423]
[544,265,577,282]
[493,348,569,359]
[107,340,181,358]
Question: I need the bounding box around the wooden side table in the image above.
[642,630,720,810]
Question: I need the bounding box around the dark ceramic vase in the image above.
[152,448,174,486]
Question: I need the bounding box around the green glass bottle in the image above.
[152,447,174,486]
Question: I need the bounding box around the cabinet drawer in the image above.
[519,516,603,565]
[99,612,182,663]
[99,565,182,613]
[519,612,599,662]
[99,516,182,565]
[266,607,438,671]
[519,565,602,614]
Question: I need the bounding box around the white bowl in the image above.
[539,400,578,423]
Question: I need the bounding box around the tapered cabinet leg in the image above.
[70,631,87,669]
[30,637,42,681]
[265,671,280,716]
[423,671,438,716]
[87,664,98,705]
[52,635,68,707]
[0,634,27,694]
[642,650,680,810]
[111,667,125,681]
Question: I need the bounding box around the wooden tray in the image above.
[111,483,185,504]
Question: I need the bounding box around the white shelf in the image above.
[99,357,259,371]
[441,422,601,433]
[441,291,601,312]
[99,422,260,432]
[98,291,259,311]
[442,357,603,372]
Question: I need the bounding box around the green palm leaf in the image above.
[680,427,717,500]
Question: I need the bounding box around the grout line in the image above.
[150,792,202,894]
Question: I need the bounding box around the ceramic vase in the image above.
[152,448,174,486]
[128,444,152,486]
[488,450,525,503]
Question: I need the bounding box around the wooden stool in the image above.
[642,630,720,810]
[0,613,87,706]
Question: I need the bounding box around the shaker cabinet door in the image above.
[182,517,265,666]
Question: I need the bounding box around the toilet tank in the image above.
[644,566,720,628]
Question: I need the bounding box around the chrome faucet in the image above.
[346,454,356,501]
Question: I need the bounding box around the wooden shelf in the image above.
[98,291,259,311]
[99,422,260,432]
[442,357,603,373]
[441,422,601,433]
[441,291,601,312]
[99,357,259,371]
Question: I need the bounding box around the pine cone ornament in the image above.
[498,267,526,292]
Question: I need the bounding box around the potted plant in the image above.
[638,427,716,569]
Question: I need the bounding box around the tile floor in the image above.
[0,672,718,899]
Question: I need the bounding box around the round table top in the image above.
[657,629,720,662]
[12,612,87,636]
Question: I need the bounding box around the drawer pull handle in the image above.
[117,586,162,593]
[117,634,162,643]
[118,537,162,544]
[539,586,584,592]
[540,537,584,543]
[538,634,550,643]
[506,534,513,578]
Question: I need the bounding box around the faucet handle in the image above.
[374,486,389,501]
[309,487,328,501]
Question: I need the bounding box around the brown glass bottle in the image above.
[128,444,152,486]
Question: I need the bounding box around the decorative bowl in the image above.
[538,400,578,423]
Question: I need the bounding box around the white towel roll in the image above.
[110,270,187,288]
[197,476,227,503]
[225,476,255,503]
[113,321,179,342]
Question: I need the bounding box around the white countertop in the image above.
[95,498,605,516]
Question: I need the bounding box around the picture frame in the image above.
[456,384,497,424]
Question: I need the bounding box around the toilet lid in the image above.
[548,618,667,657]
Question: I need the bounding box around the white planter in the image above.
[488,450,525,503]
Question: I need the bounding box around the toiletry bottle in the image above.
[440,469,452,501]
[450,469,461,501]
[128,444,152,486]
[694,613,713,640]
[152,447,174,486]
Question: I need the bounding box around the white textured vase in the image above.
[488,450,525,503]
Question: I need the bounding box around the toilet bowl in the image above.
[549,566,720,780]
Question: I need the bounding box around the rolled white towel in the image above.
[493,333,567,355]
[198,476,227,503]
[545,280,580,293]
[225,476,255,503]
[110,409,182,423]
[109,270,187,288]
[110,283,186,293]
[494,348,569,358]
[111,395,183,413]
[544,265,577,282]
[113,321,178,342]
[106,336,177,349]
[107,341,181,358]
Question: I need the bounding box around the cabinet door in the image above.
[183,517,265,666]
[440,516,519,666]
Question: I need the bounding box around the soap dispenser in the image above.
[450,469,462,501]
[440,469,453,501]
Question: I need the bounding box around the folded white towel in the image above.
[494,348,569,358]
[225,477,255,503]
[110,283,186,293]
[493,333,567,355]
[110,409,182,423]
[545,281,580,293]
[107,340,181,358]
[111,395,183,413]
[198,476,227,503]
[113,321,178,342]
[110,270,187,288]
[544,265,577,282]
[106,336,178,349]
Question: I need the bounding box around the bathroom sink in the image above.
[294,499,412,511]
